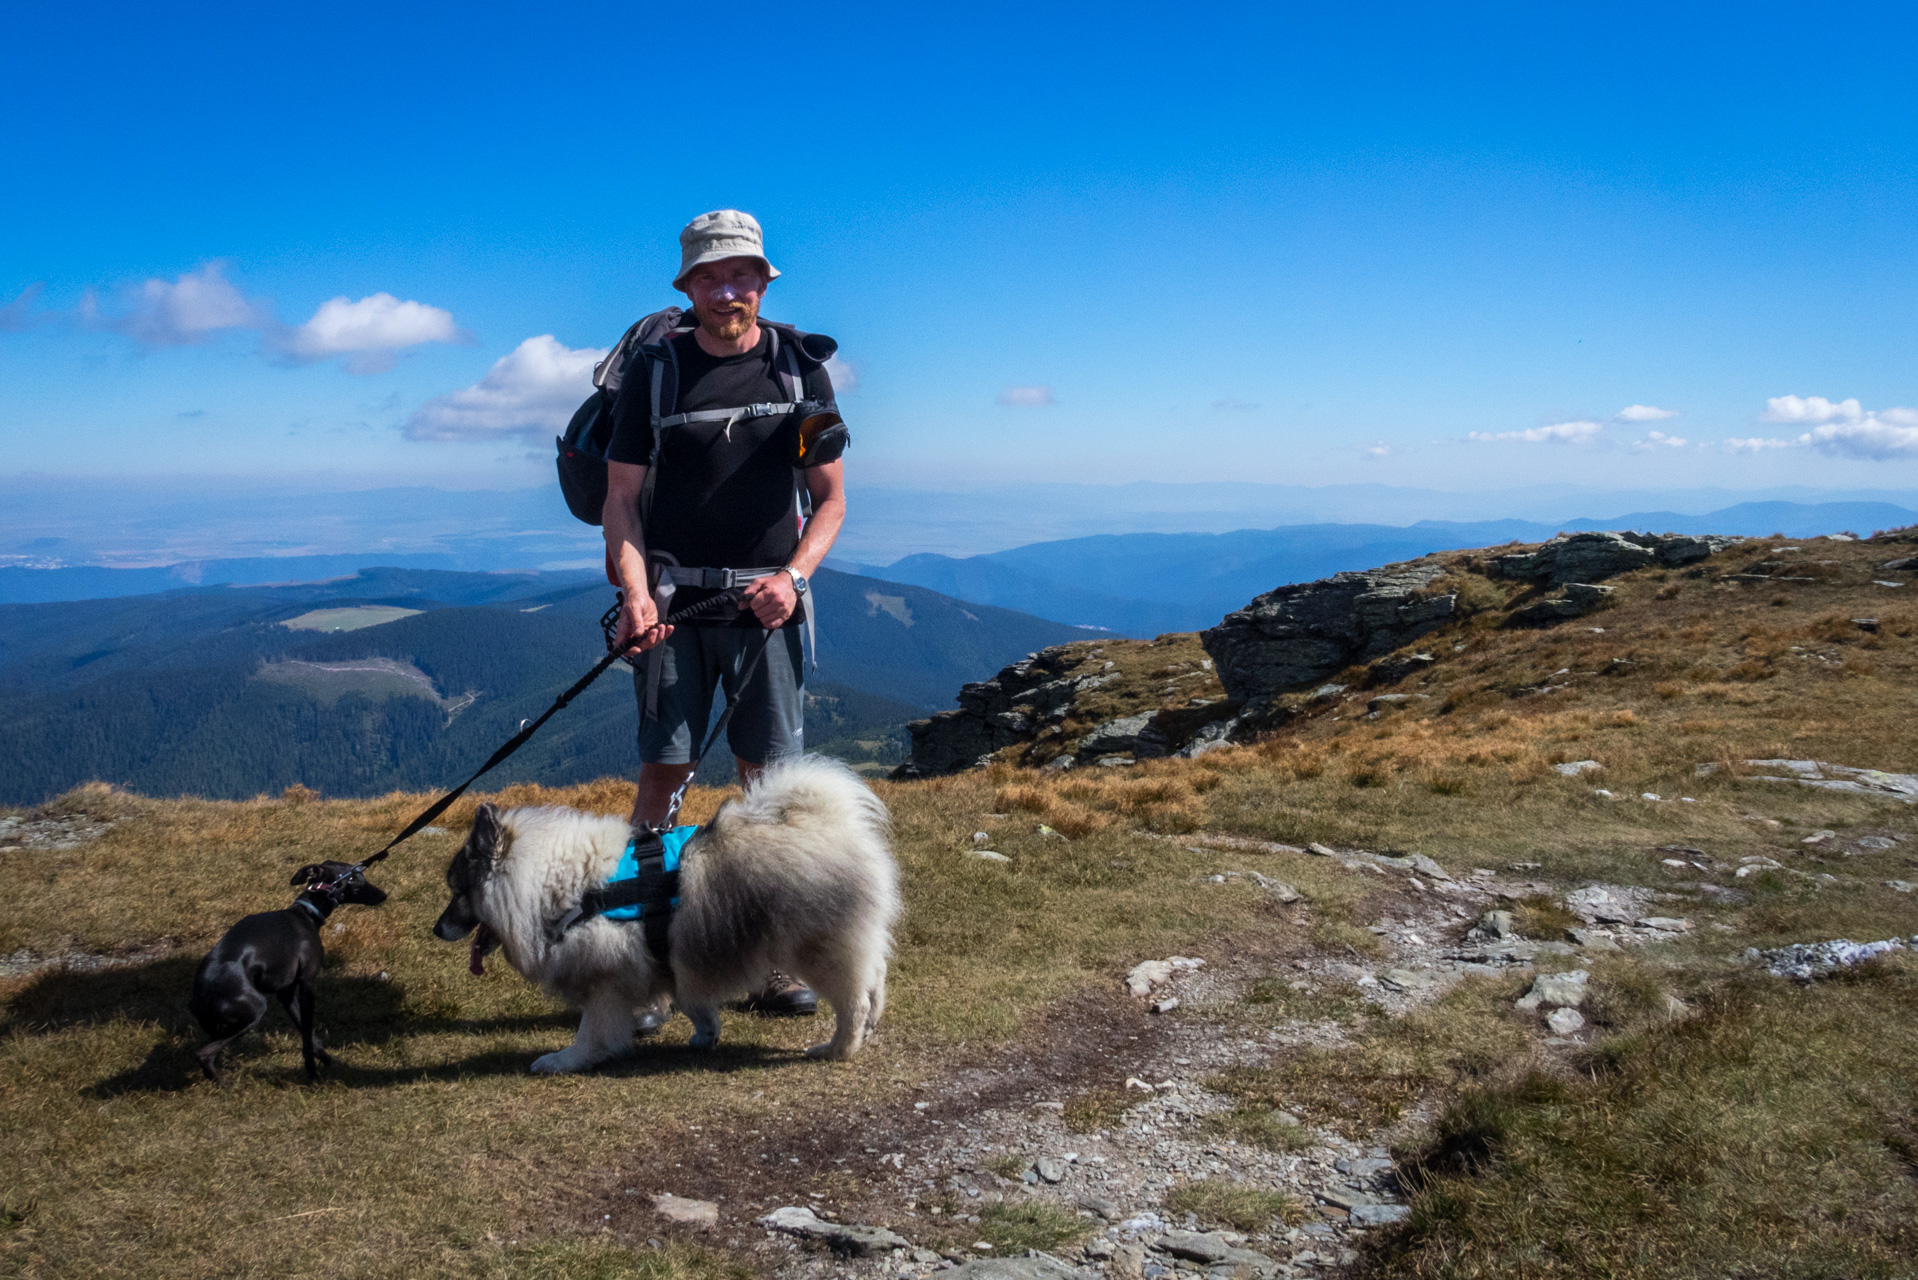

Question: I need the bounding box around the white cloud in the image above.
[1724,436,1797,453]
[284,293,467,372]
[997,385,1055,407]
[1800,407,1918,460]
[1753,395,1918,460]
[92,262,265,346]
[1469,420,1604,444]
[1631,430,1689,451]
[405,335,606,442]
[1761,394,1865,425]
[1363,441,1395,458]
[1616,404,1678,421]
[822,354,858,394]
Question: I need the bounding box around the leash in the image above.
[356,587,771,868]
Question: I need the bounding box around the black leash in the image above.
[358,587,770,867]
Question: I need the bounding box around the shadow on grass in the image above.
[88,1035,804,1097]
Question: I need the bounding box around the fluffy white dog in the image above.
[433,755,899,1072]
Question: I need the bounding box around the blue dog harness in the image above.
[545,824,698,960]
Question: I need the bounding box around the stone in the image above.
[1886,880,1917,893]
[1756,936,1912,979]
[1566,927,1620,952]
[1407,853,1453,881]
[942,1256,1098,1280]
[914,1248,945,1264]
[1734,760,1918,803]
[1545,1007,1586,1035]
[1111,1246,1148,1280]
[1857,835,1898,850]
[1802,830,1837,844]
[653,1194,718,1227]
[1477,910,1517,939]
[1515,969,1589,1011]
[1157,1231,1233,1264]
[1307,843,1338,857]
[1347,1203,1412,1227]
[1636,916,1693,932]
[1492,531,1733,587]
[1078,713,1171,762]
[1335,1157,1395,1177]
[1076,1196,1122,1221]
[758,1207,910,1257]
[1201,561,1458,705]
[1508,584,1615,627]
[1036,1157,1068,1184]
[1367,694,1411,715]
[1553,760,1603,777]
[970,849,1012,863]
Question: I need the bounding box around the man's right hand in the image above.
[615,592,673,654]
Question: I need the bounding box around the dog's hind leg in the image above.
[684,1002,722,1049]
[531,990,636,1074]
[192,983,268,1086]
[281,981,330,1081]
[801,958,872,1060]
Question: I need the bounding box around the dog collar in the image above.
[292,897,326,923]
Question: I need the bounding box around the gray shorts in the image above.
[636,624,805,766]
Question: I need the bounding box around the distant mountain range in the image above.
[840,500,1918,635]
[0,567,1085,805]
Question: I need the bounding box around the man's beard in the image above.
[700,297,759,343]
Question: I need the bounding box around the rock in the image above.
[1567,927,1621,952]
[1078,713,1171,762]
[1036,1157,1068,1184]
[1491,531,1734,586]
[758,1206,910,1257]
[1308,842,1338,857]
[970,849,1012,863]
[1476,910,1517,939]
[913,1248,944,1265]
[1111,1244,1147,1280]
[1732,759,1918,803]
[1755,936,1913,979]
[1508,583,1615,627]
[1335,1157,1395,1177]
[1886,880,1917,893]
[1157,1231,1233,1264]
[1566,884,1648,924]
[1545,1007,1586,1036]
[1407,853,1453,881]
[1379,967,1440,992]
[943,1255,1098,1280]
[1553,760,1603,777]
[1263,880,1302,904]
[1371,651,1435,683]
[653,1193,718,1227]
[1076,1196,1122,1221]
[1515,969,1590,1011]
[1636,916,1693,932]
[1857,835,1898,850]
[1367,693,1411,715]
[1348,1203,1412,1227]
[1201,561,1458,706]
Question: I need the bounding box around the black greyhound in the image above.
[188,860,387,1084]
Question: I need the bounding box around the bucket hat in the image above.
[673,209,780,290]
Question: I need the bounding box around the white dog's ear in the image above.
[469,803,503,868]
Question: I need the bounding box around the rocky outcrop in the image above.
[1490,531,1738,586]
[896,648,1117,776]
[1506,581,1614,626]
[1200,561,1457,704]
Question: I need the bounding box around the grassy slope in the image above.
[4,533,1918,1278]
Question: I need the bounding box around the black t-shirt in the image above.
[606,325,845,621]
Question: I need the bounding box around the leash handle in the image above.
[360,587,759,866]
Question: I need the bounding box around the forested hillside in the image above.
[0,566,1083,804]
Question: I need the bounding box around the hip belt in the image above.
[644,554,815,716]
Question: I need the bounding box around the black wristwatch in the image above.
[783,567,809,597]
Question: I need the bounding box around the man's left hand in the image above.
[740,572,799,628]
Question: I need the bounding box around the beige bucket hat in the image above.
[673,209,780,290]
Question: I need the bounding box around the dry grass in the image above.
[1369,960,1918,1278]
[1163,1178,1304,1231]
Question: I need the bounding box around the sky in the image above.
[3,1,1916,499]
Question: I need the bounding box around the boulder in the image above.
[1515,969,1590,1011]
[1491,531,1737,586]
[1201,561,1457,704]
[758,1206,909,1257]
[943,1255,1098,1280]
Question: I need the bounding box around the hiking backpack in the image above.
[553,309,845,526]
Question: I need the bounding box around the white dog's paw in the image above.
[529,1051,583,1074]
[804,1041,851,1060]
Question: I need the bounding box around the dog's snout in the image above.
[433,909,473,942]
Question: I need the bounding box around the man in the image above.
[601,210,847,1016]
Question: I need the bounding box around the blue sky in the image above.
[3,1,1915,497]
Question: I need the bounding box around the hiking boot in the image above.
[731,972,817,1017]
